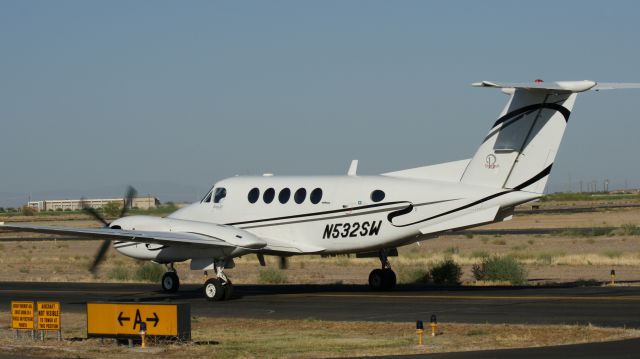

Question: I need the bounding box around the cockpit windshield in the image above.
[202,189,213,203]
[213,187,227,203]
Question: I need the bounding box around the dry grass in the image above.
[0,311,637,358]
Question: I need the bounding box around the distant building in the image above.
[27,195,160,212]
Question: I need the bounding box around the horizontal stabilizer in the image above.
[473,80,640,93]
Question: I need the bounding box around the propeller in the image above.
[81,186,137,273]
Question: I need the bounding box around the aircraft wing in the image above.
[0,222,266,249]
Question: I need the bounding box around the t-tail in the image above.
[460,80,640,194]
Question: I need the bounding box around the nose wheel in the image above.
[203,259,234,301]
[368,251,396,290]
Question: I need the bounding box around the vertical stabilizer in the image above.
[460,83,580,193]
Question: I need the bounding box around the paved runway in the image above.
[1,281,640,328]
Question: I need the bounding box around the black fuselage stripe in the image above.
[514,164,553,190]
[492,103,570,129]
[389,164,553,228]
[238,199,465,229]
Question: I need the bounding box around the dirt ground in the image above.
[0,311,637,358]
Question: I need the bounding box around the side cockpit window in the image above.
[213,187,227,203]
[202,190,213,203]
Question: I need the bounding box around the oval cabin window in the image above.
[370,189,385,203]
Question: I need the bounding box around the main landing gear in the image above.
[161,263,180,293]
[368,251,396,290]
[203,259,234,301]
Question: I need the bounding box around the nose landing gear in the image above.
[161,263,180,293]
[203,259,234,301]
[368,251,396,290]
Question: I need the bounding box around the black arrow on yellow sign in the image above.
[146,312,159,327]
[118,312,130,326]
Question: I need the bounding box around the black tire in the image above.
[223,280,234,300]
[368,269,384,290]
[161,272,180,293]
[204,278,224,301]
[382,269,397,290]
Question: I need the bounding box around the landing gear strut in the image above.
[368,251,396,290]
[161,263,180,293]
[203,259,234,301]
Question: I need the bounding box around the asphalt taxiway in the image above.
[1,282,640,327]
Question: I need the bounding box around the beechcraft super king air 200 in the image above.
[2,80,640,301]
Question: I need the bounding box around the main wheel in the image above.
[368,269,385,290]
[382,269,397,290]
[223,280,234,300]
[204,278,224,301]
[161,272,180,293]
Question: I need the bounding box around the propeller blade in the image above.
[278,256,289,270]
[120,186,138,218]
[80,198,109,227]
[89,239,111,273]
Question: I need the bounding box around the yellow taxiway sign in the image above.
[87,302,190,340]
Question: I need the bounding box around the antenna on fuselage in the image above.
[347,159,358,176]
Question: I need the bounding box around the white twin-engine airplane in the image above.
[2,80,639,301]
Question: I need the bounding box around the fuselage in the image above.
[114,174,540,262]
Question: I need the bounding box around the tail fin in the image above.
[460,80,639,193]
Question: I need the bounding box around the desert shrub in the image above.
[258,268,287,284]
[472,256,527,285]
[133,262,164,282]
[492,239,506,245]
[429,258,462,285]
[398,266,430,284]
[108,266,131,281]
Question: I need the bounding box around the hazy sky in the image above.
[2,1,640,207]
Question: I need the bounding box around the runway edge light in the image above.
[430,314,437,337]
[416,320,424,346]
